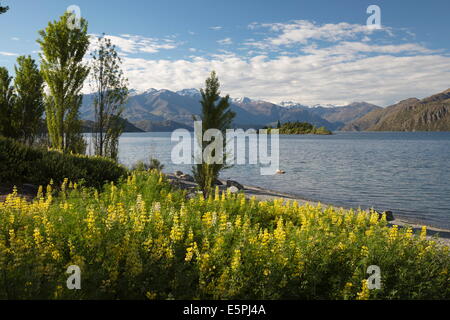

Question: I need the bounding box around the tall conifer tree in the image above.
[193,71,236,197]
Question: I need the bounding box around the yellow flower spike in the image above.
[369,211,379,225]
[356,280,370,300]
[420,226,427,240]
[274,217,286,245]
[261,229,270,247]
[37,185,43,199]
[187,228,194,243]
[389,225,399,242]
[185,245,195,262]
[234,215,242,229]
[46,184,52,197]
[405,228,413,239]
[219,213,227,233]
[33,228,44,246]
[231,249,241,271]
[170,213,184,242]
[361,246,369,257]
[348,232,356,243]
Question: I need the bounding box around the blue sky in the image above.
[1,0,450,106]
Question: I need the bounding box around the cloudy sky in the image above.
[1,0,450,106]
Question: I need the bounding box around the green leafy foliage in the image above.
[0,67,16,138]
[37,12,90,153]
[13,55,45,145]
[0,136,127,188]
[0,170,448,299]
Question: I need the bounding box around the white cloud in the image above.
[0,51,18,56]
[246,20,389,50]
[89,34,179,55]
[82,21,450,107]
[115,48,450,106]
[210,26,223,31]
[217,38,233,45]
[11,37,20,41]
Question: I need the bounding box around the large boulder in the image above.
[174,170,183,178]
[180,174,194,182]
[226,180,244,190]
[228,186,240,194]
[377,210,395,221]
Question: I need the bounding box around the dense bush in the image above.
[0,170,448,299]
[0,136,127,188]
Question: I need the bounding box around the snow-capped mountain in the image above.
[81,88,381,131]
[176,88,201,98]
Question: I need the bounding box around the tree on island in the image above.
[37,12,90,153]
[268,121,332,135]
[89,34,129,160]
[13,56,44,145]
[192,71,236,197]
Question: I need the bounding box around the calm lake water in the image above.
[113,131,450,229]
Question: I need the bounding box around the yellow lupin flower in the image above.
[274,218,286,245]
[231,249,241,271]
[361,245,369,257]
[389,225,399,242]
[33,228,44,246]
[420,226,427,240]
[356,280,370,300]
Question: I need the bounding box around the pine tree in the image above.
[37,12,90,153]
[192,71,236,197]
[89,34,129,160]
[0,67,16,138]
[13,55,44,145]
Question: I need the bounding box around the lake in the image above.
[112,131,450,229]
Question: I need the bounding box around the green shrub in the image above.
[0,136,127,188]
[0,170,448,299]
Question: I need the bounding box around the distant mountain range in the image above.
[342,89,450,131]
[81,88,450,132]
[81,118,144,133]
[80,89,381,132]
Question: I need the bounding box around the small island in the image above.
[264,121,333,135]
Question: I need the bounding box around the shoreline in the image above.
[166,174,450,246]
[242,183,450,244]
[2,175,449,246]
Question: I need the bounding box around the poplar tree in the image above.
[13,55,44,145]
[89,34,129,160]
[0,67,16,138]
[192,71,235,197]
[37,12,90,153]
